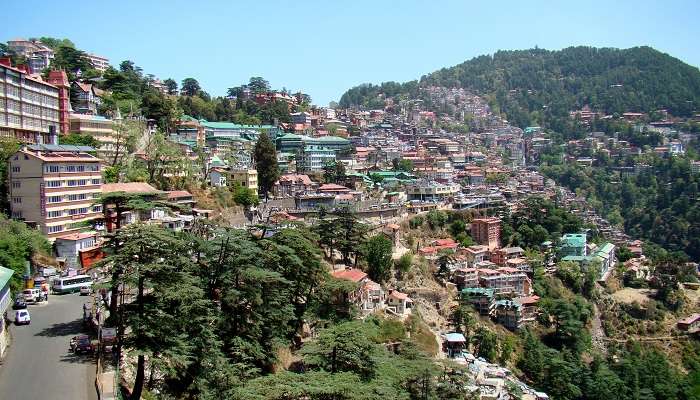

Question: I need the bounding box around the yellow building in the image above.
[231,169,258,196]
[69,113,116,161]
[8,144,102,239]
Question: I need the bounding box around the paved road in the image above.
[0,293,97,400]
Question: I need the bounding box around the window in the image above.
[47,195,62,203]
[67,180,77,187]
[91,179,100,185]
[46,180,61,188]
[11,166,20,173]
[47,210,63,218]
[76,165,85,172]
[92,205,102,213]
[11,211,22,219]
[47,225,64,233]
[12,181,20,189]
[45,165,59,173]
[12,197,21,204]
[77,179,87,186]
[66,165,76,172]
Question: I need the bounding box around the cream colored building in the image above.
[9,144,102,239]
[0,61,60,144]
[231,169,258,196]
[85,53,110,73]
[69,113,116,161]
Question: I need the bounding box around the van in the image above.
[23,288,41,303]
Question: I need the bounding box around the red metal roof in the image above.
[331,268,367,283]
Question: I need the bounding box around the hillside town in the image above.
[1,32,700,400]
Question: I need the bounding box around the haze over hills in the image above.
[339,46,700,128]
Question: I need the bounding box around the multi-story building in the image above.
[45,70,71,135]
[478,267,531,296]
[405,181,460,202]
[491,246,525,266]
[471,217,501,250]
[0,58,61,144]
[559,233,587,257]
[8,144,102,239]
[298,145,336,172]
[68,113,116,160]
[6,39,55,74]
[71,82,103,115]
[85,53,110,73]
[230,169,258,196]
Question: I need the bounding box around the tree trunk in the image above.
[131,354,145,400]
[131,275,146,400]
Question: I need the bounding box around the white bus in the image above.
[52,275,93,294]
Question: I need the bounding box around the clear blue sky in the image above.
[3,0,699,106]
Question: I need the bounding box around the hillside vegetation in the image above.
[340,46,700,127]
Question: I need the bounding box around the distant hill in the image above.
[339,46,700,127]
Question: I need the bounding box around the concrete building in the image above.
[85,53,110,72]
[471,217,501,250]
[6,39,55,74]
[298,145,336,172]
[405,181,460,202]
[559,233,587,257]
[0,58,61,144]
[8,144,102,239]
[68,113,116,160]
[54,231,101,269]
[230,169,258,196]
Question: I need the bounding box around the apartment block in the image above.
[230,169,259,196]
[85,53,110,73]
[6,39,55,74]
[9,144,102,239]
[0,58,61,144]
[69,113,116,161]
[471,217,501,250]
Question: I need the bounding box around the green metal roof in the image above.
[562,255,588,262]
[561,233,586,248]
[461,287,495,296]
[597,243,615,255]
[0,266,14,290]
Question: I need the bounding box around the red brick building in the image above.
[471,217,501,250]
[46,70,71,135]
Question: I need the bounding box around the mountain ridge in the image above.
[339,46,700,128]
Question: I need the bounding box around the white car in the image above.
[22,288,41,303]
[15,309,30,325]
[79,286,92,296]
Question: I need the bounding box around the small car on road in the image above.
[15,309,30,325]
[12,298,27,310]
[22,288,41,303]
[72,335,94,354]
[79,285,92,296]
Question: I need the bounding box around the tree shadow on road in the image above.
[59,352,97,365]
[34,318,85,338]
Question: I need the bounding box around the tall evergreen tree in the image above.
[253,132,279,199]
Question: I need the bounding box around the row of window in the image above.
[44,164,100,173]
[46,192,99,203]
[46,205,102,219]
[42,178,101,188]
[46,220,93,234]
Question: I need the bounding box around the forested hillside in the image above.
[339,46,700,128]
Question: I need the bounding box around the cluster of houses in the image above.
[330,266,414,317]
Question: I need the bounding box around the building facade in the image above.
[6,39,55,74]
[8,144,102,239]
[68,113,116,160]
[86,53,110,72]
[0,58,61,144]
[230,169,258,196]
[471,217,501,250]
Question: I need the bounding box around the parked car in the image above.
[23,288,41,303]
[72,335,94,354]
[79,285,92,296]
[15,309,30,325]
[12,298,27,310]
